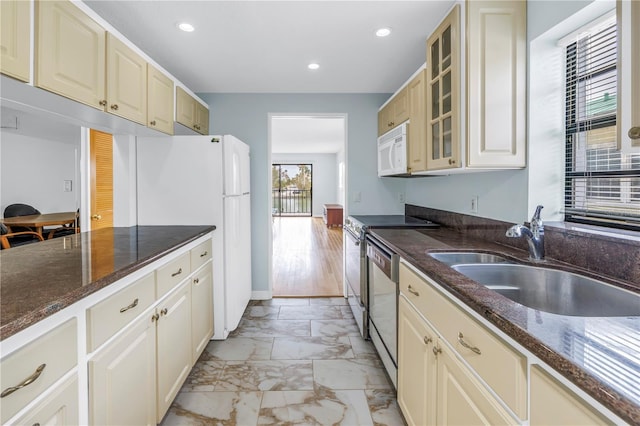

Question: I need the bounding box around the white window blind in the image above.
[564,16,640,230]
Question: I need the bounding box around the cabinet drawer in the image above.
[1,319,77,424]
[86,273,155,352]
[156,252,190,298]
[400,264,527,419]
[11,375,79,426]
[190,239,212,271]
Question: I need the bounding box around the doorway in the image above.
[272,164,313,217]
[268,114,347,298]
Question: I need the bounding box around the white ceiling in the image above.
[271,116,345,154]
[83,0,454,94]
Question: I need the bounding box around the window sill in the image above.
[546,221,640,244]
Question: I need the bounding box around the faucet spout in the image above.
[506,205,545,261]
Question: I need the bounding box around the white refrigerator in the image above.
[136,134,251,340]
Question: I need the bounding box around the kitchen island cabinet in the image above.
[0,226,214,424]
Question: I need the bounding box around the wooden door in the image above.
[90,129,113,230]
[1,0,31,82]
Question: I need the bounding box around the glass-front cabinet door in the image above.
[426,5,460,171]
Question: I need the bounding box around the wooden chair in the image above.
[0,223,44,249]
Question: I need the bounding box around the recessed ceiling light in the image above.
[178,22,195,32]
[376,27,392,37]
[308,63,320,70]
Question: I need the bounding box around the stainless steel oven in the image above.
[367,235,399,388]
[344,220,368,338]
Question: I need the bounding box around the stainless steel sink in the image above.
[452,264,640,317]
[429,252,512,266]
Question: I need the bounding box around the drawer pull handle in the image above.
[407,285,420,297]
[193,278,200,284]
[200,251,208,257]
[432,346,442,357]
[120,298,139,313]
[458,332,481,355]
[171,268,183,277]
[423,336,432,345]
[152,313,160,322]
[161,308,168,316]
[1,364,46,398]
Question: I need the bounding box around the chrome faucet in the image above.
[506,205,545,261]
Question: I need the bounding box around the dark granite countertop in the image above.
[0,225,215,341]
[370,227,640,425]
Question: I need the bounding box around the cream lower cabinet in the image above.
[156,280,193,422]
[89,313,157,426]
[191,263,214,361]
[530,366,613,426]
[12,376,79,426]
[398,296,515,426]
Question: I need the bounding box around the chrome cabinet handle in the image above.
[119,298,139,313]
[1,364,46,398]
[171,268,182,277]
[432,346,442,356]
[458,332,481,355]
[160,308,168,316]
[629,126,640,140]
[200,251,208,258]
[423,336,432,345]
[407,285,420,297]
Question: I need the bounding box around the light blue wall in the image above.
[198,93,405,293]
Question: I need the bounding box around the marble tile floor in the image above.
[161,297,406,426]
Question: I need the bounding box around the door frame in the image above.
[266,113,348,299]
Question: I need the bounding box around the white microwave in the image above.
[378,122,409,177]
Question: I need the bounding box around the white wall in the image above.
[0,132,79,216]
[272,153,338,217]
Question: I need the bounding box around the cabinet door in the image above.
[195,101,209,135]
[617,0,640,151]
[106,33,147,125]
[148,63,175,135]
[408,70,428,173]
[435,343,515,425]
[89,313,157,426]
[398,297,437,426]
[530,366,613,426]
[378,103,393,135]
[393,86,410,125]
[191,263,214,361]
[175,86,196,130]
[156,281,192,422]
[1,0,30,82]
[12,376,79,426]
[466,0,526,168]
[426,5,460,171]
[36,0,106,109]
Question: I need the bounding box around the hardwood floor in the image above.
[272,217,343,297]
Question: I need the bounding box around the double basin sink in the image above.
[430,252,640,317]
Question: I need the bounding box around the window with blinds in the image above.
[564,16,640,230]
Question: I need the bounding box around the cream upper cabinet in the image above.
[191,263,214,361]
[378,86,410,136]
[426,5,460,171]
[106,33,147,125]
[156,280,192,422]
[466,0,526,168]
[89,312,157,426]
[176,86,209,135]
[398,296,437,426]
[1,0,31,82]
[35,0,106,110]
[148,63,175,135]
[408,69,428,173]
[530,366,614,426]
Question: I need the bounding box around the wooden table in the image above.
[1,212,78,239]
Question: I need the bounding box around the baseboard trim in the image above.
[251,290,272,300]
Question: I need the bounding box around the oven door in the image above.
[367,235,399,388]
[345,228,367,338]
